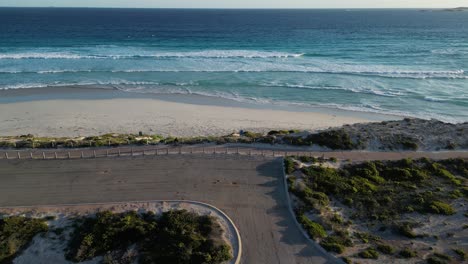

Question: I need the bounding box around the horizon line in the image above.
[0,6,464,10]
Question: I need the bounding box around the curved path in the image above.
[0,155,338,263]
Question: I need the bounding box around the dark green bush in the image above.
[399,249,417,258]
[66,210,232,264]
[0,216,48,262]
[376,243,395,254]
[320,241,345,254]
[428,201,456,215]
[297,215,327,239]
[284,158,296,174]
[453,248,466,260]
[306,129,354,150]
[358,248,379,259]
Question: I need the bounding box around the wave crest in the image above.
[0,50,304,60]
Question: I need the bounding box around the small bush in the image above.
[320,241,345,254]
[284,158,295,174]
[298,215,327,239]
[298,156,317,163]
[399,249,417,258]
[453,248,466,260]
[341,257,352,264]
[358,248,379,259]
[376,243,395,254]
[433,253,451,261]
[395,222,418,238]
[428,201,456,215]
[306,129,355,150]
[0,216,48,262]
[427,256,448,264]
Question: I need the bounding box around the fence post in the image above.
[30,152,33,159]
[236,148,239,155]
[190,148,193,154]
[166,148,169,155]
[93,150,97,158]
[81,151,84,159]
[131,148,134,156]
[54,152,58,159]
[5,152,9,159]
[225,148,228,154]
[202,147,205,154]
[68,152,71,159]
[106,150,109,157]
[155,148,158,156]
[272,150,275,157]
[17,152,21,159]
[118,148,121,157]
[261,150,264,157]
[179,147,182,155]
[42,152,46,159]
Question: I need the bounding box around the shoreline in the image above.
[0,85,397,137]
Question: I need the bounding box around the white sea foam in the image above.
[0,50,304,60]
[1,67,465,80]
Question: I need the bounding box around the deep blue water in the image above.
[0,8,467,122]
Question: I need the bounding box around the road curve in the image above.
[0,155,338,264]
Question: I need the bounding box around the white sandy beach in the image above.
[0,96,380,137]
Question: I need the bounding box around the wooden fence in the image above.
[0,146,316,160]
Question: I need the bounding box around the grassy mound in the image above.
[66,210,232,264]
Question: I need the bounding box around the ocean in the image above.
[0,8,467,122]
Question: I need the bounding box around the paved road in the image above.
[0,155,336,264]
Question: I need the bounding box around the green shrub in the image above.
[399,249,417,258]
[319,234,352,254]
[330,214,344,224]
[298,156,317,163]
[354,232,380,244]
[0,216,48,262]
[284,158,295,174]
[453,248,466,260]
[341,257,352,264]
[395,222,418,238]
[358,248,379,259]
[66,210,232,264]
[376,243,395,254]
[427,256,448,264]
[297,215,327,239]
[433,253,451,260]
[320,241,345,253]
[306,129,355,150]
[428,201,456,215]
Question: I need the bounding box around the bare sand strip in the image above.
[0,97,386,138]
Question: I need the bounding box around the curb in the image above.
[0,200,242,264]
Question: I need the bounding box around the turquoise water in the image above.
[0,8,467,122]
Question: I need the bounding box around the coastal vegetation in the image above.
[67,210,232,264]
[285,156,467,263]
[1,119,466,151]
[0,216,48,263]
[1,210,232,264]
